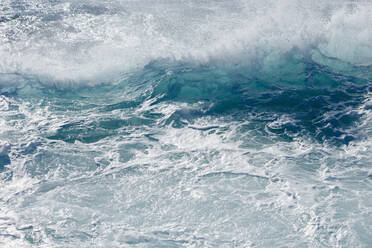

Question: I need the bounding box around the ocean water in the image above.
[1,0,372,247]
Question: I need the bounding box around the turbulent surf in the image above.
[1,0,372,247]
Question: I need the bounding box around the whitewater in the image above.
[0,0,372,247]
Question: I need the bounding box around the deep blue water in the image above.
[1,1,372,247]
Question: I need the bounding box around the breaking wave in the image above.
[1,1,372,247]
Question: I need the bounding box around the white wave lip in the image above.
[0,0,372,84]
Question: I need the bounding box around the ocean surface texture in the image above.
[1,0,372,247]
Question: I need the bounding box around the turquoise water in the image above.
[1,1,372,247]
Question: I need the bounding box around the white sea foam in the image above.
[0,0,371,85]
[0,90,372,246]
[1,1,372,247]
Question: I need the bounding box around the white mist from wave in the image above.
[0,0,371,85]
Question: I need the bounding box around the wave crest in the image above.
[0,0,371,85]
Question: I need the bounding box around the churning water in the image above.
[1,0,372,247]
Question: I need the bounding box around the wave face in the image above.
[1,1,372,247]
